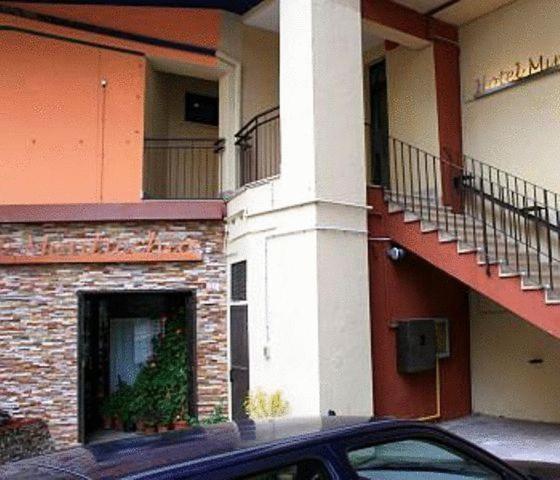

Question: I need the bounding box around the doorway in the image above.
[369,60,390,187]
[77,291,196,443]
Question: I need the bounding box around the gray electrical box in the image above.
[397,318,436,374]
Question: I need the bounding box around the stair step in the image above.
[403,211,421,223]
[420,221,439,233]
[521,278,545,291]
[545,289,560,304]
[457,242,478,254]
[498,264,522,278]
[438,231,457,243]
[387,202,404,214]
[390,198,560,306]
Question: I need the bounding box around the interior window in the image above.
[347,438,502,480]
[237,459,330,480]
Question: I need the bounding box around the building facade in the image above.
[2,0,560,448]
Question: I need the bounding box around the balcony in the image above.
[235,106,280,188]
[143,138,224,200]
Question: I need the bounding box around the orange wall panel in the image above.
[99,50,145,203]
[0,30,101,204]
[0,30,145,205]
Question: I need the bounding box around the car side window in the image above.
[347,438,502,480]
[236,459,330,480]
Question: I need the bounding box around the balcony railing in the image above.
[143,138,224,200]
[235,106,280,188]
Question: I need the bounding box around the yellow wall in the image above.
[470,291,560,423]
[144,68,218,139]
[362,45,440,185]
[460,0,560,192]
[386,45,440,155]
[143,69,219,198]
[144,64,170,138]
[241,25,279,124]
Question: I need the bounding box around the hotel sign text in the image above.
[0,231,202,265]
[474,53,560,100]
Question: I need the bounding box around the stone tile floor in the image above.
[87,429,139,445]
[440,414,560,463]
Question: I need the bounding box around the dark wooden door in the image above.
[230,305,249,421]
[370,60,390,187]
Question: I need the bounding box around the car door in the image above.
[328,426,529,480]
[182,445,343,480]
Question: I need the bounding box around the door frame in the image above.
[77,289,197,443]
[368,58,390,188]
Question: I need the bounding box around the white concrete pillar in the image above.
[266,0,373,416]
[280,0,367,204]
[218,62,241,194]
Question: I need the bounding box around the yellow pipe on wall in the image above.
[417,359,441,422]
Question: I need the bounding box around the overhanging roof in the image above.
[7,0,266,15]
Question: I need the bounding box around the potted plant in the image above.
[107,381,135,432]
[100,396,115,430]
[172,408,189,430]
[127,309,191,434]
[142,419,157,434]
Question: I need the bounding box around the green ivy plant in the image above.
[103,308,189,428]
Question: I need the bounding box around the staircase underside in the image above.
[368,187,560,339]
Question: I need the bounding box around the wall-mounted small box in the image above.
[397,318,437,374]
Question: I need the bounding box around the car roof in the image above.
[1,416,418,480]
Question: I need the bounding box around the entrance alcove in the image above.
[77,291,196,443]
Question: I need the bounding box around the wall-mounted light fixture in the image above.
[387,246,406,262]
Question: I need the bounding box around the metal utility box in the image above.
[397,318,437,374]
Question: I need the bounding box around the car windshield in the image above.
[348,439,502,480]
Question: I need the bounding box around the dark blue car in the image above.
[0,417,549,479]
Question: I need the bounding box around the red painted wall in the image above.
[433,40,463,210]
[369,192,471,420]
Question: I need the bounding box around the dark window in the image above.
[348,438,502,479]
[185,92,218,126]
[237,459,330,480]
[231,261,247,301]
[230,304,249,421]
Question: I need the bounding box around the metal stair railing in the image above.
[384,137,560,294]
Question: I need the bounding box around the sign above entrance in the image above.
[0,231,202,265]
[473,53,560,100]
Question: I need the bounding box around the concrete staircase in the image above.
[388,200,560,305]
[368,186,560,339]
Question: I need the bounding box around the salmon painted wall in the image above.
[0,30,144,204]
[0,9,218,71]
[369,242,471,420]
[6,3,221,52]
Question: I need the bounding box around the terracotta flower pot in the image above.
[143,425,156,434]
[172,420,188,430]
[102,416,112,430]
[113,418,124,431]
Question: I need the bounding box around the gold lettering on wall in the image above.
[474,53,560,100]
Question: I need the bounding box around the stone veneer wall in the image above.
[0,220,227,447]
